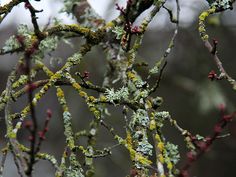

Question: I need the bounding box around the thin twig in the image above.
[5,69,27,177]
[0,148,7,176]
[149,61,167,95]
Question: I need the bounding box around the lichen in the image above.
[164,142,180,165]
[130,109,149,128]
[105,87,129,104]
[2,35,21,52]
[112,26,125,40]
[39,36,59,53]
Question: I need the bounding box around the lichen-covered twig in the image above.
[0,0,23,23]
[4,68,27,177]
[0,147,7,176]
[198,3,236,90]
[0,0,236,176]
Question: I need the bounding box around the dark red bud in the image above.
[213,38,218,45]
[46,109,52,119]
[24,120,32,129]
[197,141,208,151]
[186,151,196,162]
[26,83,37,92]
[28,135,34,141]
[218,103,225,112]
[24,2,32,9]
[208,70,217,81]
[130,169,138,177]
[83,71,90,79]
[180,170,189,177]
[127,0,133,5]
[214,124,222,133]
[38,131,46,140]
[205,136,212,142]
[223,115,233,122]
[44,127,49,132]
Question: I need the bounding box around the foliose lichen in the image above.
[130,109,150,128]
[105,86,129,104]
[2,35,21,52]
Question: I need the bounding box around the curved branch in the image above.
[198,6,236,90]
[0,0,29,24]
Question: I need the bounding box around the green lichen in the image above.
[105,87,129,104]
[60,0,80,14]
[0,0,235,176]
[130,109,149,128]
[64,167,84,177]
[2,35,21,52]
[136,138,153,156]
[17,24,31,36]
[210,0,233,10]
[154,111,170,128]
[39,35,59,53]
[164,142,180,165]
[198,7,216,41]
[112,26,125,40]
[149,58,164,74]
[7,129,16,139]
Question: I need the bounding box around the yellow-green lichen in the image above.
[72,82,82,91]
[79,91,88,98]
[149,119,156,131]
[99,95,107,102]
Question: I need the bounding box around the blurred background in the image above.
[0,0,236,176]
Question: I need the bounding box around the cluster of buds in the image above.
[131,25,141,34]
[24,109,52,145]
[82,71,90,79]
[24,2,32,9]
[115,0,132,14]
[115,3,125,15]
[38,109,52,140]
[208,70,218,81]
[179,105,236,177]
